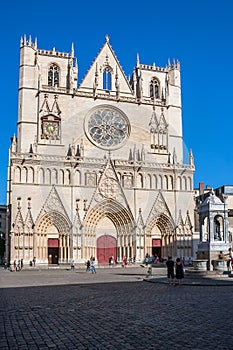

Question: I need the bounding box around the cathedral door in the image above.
[48,238,59,264]
[152,238,162,260]
[97,235,117,264]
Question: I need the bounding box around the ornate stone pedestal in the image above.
[212,259,228,271]
[193,259,208,271]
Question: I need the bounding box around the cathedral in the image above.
[7,35,196,266]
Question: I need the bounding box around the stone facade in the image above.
[7,35,196,266]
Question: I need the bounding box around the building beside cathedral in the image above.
[7,35,197,266]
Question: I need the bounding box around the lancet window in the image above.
[103,67,112,90]
[150,78,160,99]
[48,64,60,87]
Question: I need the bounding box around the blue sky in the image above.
[0,0,232,204]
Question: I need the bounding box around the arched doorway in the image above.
[96,217,117,264]
[47,225,59,264]
[97,235,117,264]
[83,199,135,262]
[146,213,175,260]
[35,211,71,264]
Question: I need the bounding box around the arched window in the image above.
[48,64,59,87]
[103,67,112,90]
[150,78,160,99]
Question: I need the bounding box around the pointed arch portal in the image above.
[35,211,71,264]
[146,213,175,260]
[84,199,135,263]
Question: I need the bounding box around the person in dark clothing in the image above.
[166,256,175,285]
[86,260,91,272]
[176,257,184,285]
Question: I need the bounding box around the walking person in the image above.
[17,260,21,271]
[175,257,184,286]
[227,247,233,272]
[70,260,75,270]
[86,259,91,272]
[166,256,175,285]
[91,257,96,274]
[109,256,113,267]
[123,256,127,268]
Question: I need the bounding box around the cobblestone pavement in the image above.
[0,266,233,349]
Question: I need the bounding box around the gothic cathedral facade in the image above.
[7,35,196,266]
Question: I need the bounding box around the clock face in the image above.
[84,106,130,150]
[43,122,58,138]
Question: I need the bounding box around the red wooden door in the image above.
[97,235,117,264]
[152,239,162,260]
[48,239,59,264]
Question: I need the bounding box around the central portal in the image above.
[48,238,59,264]
[97,235,117,264]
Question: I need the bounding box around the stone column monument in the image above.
[196,190,229,271]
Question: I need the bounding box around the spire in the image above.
[11,134,17,153]
[71,42,74,58]
[128,149,133,163]
[136,53,140,67]
[29,144,33,154]
[105,34,109,43]
[34,37,37,49]
[67,145,72,158]
[133,144,137,161]
[141,145,145,162]
[80,139,84,157]
[76,144,81,158]
[189,149,194,167]
[173,148,177,164]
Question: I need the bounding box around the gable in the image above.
[79,36,133,95]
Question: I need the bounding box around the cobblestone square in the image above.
[0,266,232,349]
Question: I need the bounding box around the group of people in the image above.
[166,256,185,286]
[86,256,96,274]
[13,259,24,271]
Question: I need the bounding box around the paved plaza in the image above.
[0,265,233,349]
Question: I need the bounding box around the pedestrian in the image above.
[70,260,75,270]
[86,259,90,272]
[166,256,175,285]
[109,256,113,267]
[227,248,233,272]
[17,260,21,271]
[13,260,17,272]
[175,257,184,286]
[33,257,36,267]
[91,257,96,274]
[123,256,127,268]
[21,259,24,270]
